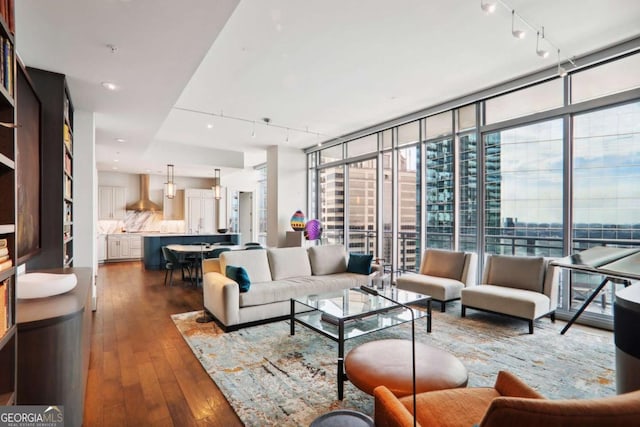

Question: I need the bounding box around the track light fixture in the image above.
[557,49,568,77]
[173,107,326,143]
[536,28,549,58]
[480,0,496,14]
[511,10,525,39]
[482,1,577,73]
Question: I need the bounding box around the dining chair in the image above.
[161,246,194,287]
[209,247,231,259]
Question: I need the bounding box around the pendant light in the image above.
[212,168,221,200]
[165,164,175,199]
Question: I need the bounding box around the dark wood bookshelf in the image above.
[25,68,74,270]
[0,0,15,406]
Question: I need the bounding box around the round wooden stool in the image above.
[344,339,468,397]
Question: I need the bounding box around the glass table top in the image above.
[292,287,431,340]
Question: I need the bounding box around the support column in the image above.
[267,145,306,248]
[73,110,97,310]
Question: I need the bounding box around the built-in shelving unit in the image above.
[26,67,74,269]
[0,0,16,406]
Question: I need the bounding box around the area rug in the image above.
[172,304,615,427]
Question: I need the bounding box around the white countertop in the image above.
[105,232,240,237]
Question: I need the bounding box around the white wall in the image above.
[266,145,306,247]
[73,110,96,271]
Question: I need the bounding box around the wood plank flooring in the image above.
[84,261,242,427]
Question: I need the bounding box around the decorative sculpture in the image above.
[304,219,322,240]
[290,210,306,231]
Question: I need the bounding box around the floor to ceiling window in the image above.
[347,159,377,254]
[425,137,454,250]
[381,146,393,268]
[425,112,454,251]
[397,122,422,272]
[459,132,478,253]
[483,120,564,258]
[306,49,640,329]
[569,101,640,316]
[397,145,420,271]
[319,166,344,244]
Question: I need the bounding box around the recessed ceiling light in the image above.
[113,159,119,162]
[207,123,213,129]
[116,138,125,143]
[101,81,118,91]
[112,166,119,170]
[144,168,151,172]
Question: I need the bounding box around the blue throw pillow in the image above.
[226,265,251,292]
[347,253,373,275]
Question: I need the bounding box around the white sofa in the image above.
[202,244,377,331]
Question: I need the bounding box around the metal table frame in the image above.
[290,287,431,400]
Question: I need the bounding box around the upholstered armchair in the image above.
[396,249,477,312]
[460,255,559,334]
[374,370,640,427]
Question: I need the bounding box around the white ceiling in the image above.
[15,0,640,178]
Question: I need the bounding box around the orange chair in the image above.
[374,370,640,427]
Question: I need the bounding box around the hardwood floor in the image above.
[84,261,242,427]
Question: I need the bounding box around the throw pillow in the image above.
[347,253,373,275]
[226,265,251,292]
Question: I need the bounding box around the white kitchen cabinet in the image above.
[163,189,185,220]
[99,186,126,220]
[185,189,215,233]
[107,235,142,260]
[98,234,107,262]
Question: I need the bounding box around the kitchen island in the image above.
[142,233,240,270]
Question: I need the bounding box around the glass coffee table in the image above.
[290,287,432,400]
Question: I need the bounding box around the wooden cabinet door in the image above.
[98,187,114,219]
[112,187,126,219]
[98,235,107,261]
[201,196,215,233]
[119,238,131,258]
[186,195,202,233]
[107,238,120,259]
[98,186,126,219]
[128,236,142,258]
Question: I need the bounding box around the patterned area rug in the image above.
[172,303,615,427]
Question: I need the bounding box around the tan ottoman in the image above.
[344,339,468,397]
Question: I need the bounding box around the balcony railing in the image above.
[324,227,639,319]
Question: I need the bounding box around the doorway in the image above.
[238,191,253,245]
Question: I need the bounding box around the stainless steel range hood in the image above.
[125,174,162,211]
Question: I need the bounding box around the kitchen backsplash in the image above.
[98,211,186,234]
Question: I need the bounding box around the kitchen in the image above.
[97,169,259,266]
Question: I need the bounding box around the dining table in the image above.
[166,243,241,286]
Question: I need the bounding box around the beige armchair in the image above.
[460,255,559,334]
[396,249,477,312]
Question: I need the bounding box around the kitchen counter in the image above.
[108,232,240,237]
[142,233,240,270]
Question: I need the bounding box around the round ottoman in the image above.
[344,339,468,397]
